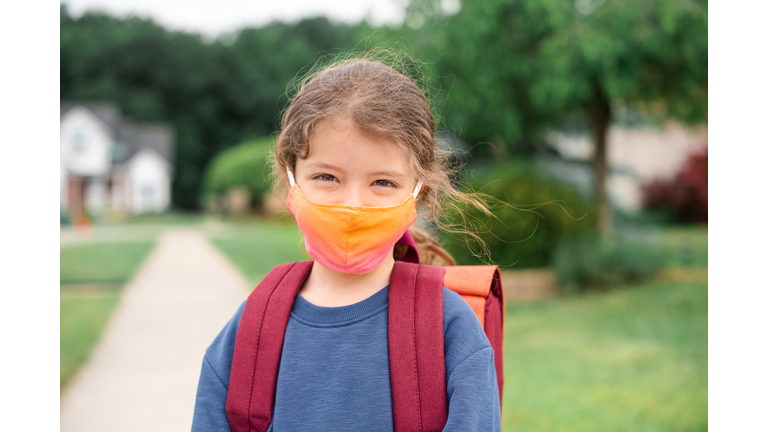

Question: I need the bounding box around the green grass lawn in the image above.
[61,241,156,284]
[657,225,708,268]
[60,292,121,388]
[208,218,310,287]
[503,280,707,432]
[120,211,207,226]
[60,241,156,389]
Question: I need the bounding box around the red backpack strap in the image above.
[226,260,313,432]
[389,261,448,432]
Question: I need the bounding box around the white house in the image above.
[60,102,175,217]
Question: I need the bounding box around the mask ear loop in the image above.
[286,167,296,187]
[413,180,423,200]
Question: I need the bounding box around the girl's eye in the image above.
[315,174,337,182]
[373,180,397,188]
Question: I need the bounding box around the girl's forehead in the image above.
[302,118,414,177]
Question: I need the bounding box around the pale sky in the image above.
[62,0,407,38]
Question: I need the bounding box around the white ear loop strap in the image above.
[413,180,423,200]
[286,167,296,187]
[285,167,422,199]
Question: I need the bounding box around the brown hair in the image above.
[271,53,492,264]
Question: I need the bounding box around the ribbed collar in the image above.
[291,285,389,326]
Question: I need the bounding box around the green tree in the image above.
[442,160,597,268]
[410,0,708,232]
[204,138,274,205]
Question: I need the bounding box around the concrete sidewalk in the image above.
[61,230,249,432]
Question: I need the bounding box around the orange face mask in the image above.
[285,168,423,274]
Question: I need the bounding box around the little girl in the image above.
[192,57,501,431]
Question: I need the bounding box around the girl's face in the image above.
[294,117,418,207]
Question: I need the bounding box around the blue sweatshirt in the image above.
[192,285,501,431]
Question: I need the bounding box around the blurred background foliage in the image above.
[553,237,669,294]
[203,138,274,205]
[441,160,597,269]
[408,0,707,230]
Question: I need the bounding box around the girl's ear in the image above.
[279,165,287,175]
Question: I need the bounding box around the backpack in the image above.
[225,230,505,432]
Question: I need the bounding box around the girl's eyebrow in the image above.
[305,162,342,172]
[370,170,406,180]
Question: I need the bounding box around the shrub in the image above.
[553,237,669,294]
[441,160,598,268]
[204,138,274,209]
[641,145,707,223]
[61,209,72,226]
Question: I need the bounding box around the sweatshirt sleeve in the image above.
[191,301,246,432]
[441,288,502,432]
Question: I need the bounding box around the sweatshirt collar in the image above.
[291,285,389,326]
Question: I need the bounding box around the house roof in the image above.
[60,102,122,131]
[60,101,174,164]
[116,120,175,164]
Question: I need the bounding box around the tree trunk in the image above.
[593,94,611,233]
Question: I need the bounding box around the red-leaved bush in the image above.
[641,144,708,223]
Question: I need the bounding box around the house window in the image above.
[142,184,154,200]
[140,184,155,211]
[72,131,86,153]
